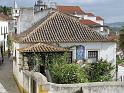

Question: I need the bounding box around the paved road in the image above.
[0,57,20,93]
[0,83,8,93]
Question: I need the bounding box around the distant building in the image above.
[0,13,9,52]
[56,5,110,36]
[34,0,47,12]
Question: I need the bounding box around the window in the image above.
[40,8,43,11]
[6,27,7,33]
[14,27,17,34]
[4,26,5,34]
[1,26,2,35]
[15,22,17,25]
[67,51,72,63]
[15,10,18,13]
[88,51,98,63]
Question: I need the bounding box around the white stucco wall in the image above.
[118,65,124,81]
[74,14,83,19]
[13,42,38,93]
[13,41,116,93]
[84,15,96,21]
[13,42,23,86]
[59,42,116,65]
[0,21,8,51]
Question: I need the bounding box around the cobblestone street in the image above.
[0,57,20,93]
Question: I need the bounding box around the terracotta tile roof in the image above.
[15,11,113,43]
[79,19,100,26]
[0,13,9,21]
[17,43,68,52]
[108,34,119,41]
[85,13,94,16]
[57,5,85,15]
[96,16,103,20]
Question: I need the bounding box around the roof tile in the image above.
[15,11,112,43]
[57,6,85,15]
[17,43,68,52]
[79,19,100,26]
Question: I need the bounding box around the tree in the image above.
[84,59,115,82]
[7,34,12,49]
[119,26,124,50]
[50,64,88,84]
[49,53,88,84]
[0,6,11,15]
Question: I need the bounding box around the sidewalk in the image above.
[0,83,8,93]
[0,57,20,93]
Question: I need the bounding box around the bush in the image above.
[50,64,88,84]
[84,59,115,82]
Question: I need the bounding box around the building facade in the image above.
[57,5,110,36]
[12,9,116,93]
[0,14,9,52]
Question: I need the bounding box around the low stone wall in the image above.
[23,71,124,93]
[43,82,124,93]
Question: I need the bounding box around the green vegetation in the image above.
[116,55,124,65]
[49,53,114,83]
[24,52,115,84]
[50,63,88,84]
[7,34,13,50]
[119,26,124,49]
[0,6,11,15]
[84,59,115,82]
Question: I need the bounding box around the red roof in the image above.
[0,13,9,21]
[85,13,94,16]
[79,19,100,25]
[57,5,85,15]
[96,16,103,20]
[108,34,119,41]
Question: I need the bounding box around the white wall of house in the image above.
[13,42,116,93]
[84,15,96,21]
[95,20,104,31]
[0,21,8,51]
[95,20,104,25]
[74,14,83,19]
[13,42,23,86]
[13,42,36,93]
[118,65,124,81]
[59,42,116,65]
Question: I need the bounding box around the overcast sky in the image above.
[0,0,124,23]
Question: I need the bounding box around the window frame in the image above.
[86,49,100,63]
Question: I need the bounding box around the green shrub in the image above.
[50,64,88,84]
[84,59,115,82]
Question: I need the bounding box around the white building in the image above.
[56,6,110,36]
[0,14,9,52]
[12,7,116,93]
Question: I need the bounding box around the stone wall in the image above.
[21,71,124,93]
[43,82,124,93]
[35,72,124,93]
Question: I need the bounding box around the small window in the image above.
[1,26,2,35]
[14,27,17,34]
[15,22,17,25]
[15,10,18,13]
[6,27,7,33]
[40,8,43,10]
[4,26,5,34]
[67,51,72,63]
[88,51,98,63]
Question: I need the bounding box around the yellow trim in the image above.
[39,85,48,93]
[13,74,28,93]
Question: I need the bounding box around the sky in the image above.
[0,0,124,23]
